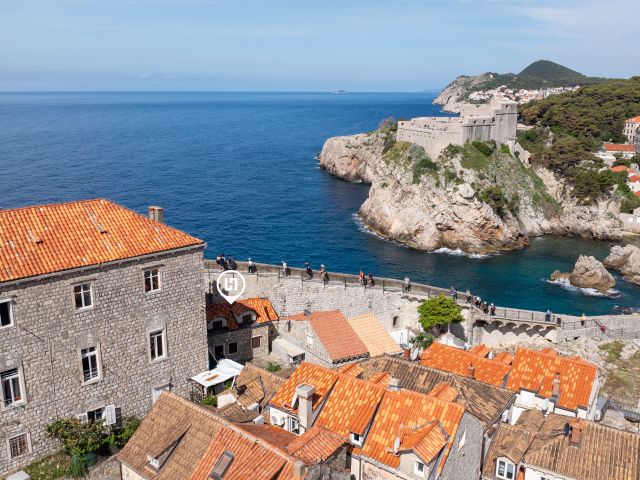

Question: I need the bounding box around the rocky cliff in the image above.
[432,73,494,112]
[318,131,622,254]
[605,245,640,285]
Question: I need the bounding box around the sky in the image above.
[1,0,638,92]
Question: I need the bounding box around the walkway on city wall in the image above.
[203,260,640,342]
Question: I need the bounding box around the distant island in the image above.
[331,89,348,94]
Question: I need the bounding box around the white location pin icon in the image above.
[217,270,246,304]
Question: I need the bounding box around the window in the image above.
[413,461,425,476]
[392,316,398,328]
[289,417,299,434]
[149,329,166,361]
[81,346,100,383]
[87,407,104,423]
[2,368,23,408]
[79,405,117,425]
[241,313,253,325]
[144,268,161,293]
[496,459,515,480]
[228,342,238,354]
[0,300,13,328]
[251,336,261,349]
[214,345,224,359]
[350,432,363,447]
[8,433,29,459]
[74,283,92,310]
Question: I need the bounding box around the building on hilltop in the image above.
[624,115,640,144]
[396,97,518,160]
[0,199,207,475]
[206,297,278,364]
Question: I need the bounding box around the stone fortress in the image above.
[396,97,518,160]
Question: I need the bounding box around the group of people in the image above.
[359,270,376,288]
[215,253,238,271]
[465,290,497,316]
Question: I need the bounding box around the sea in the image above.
[1,91,638,316]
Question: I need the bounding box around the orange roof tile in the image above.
[505,348,598,411]
[630,175,640,183]
[287,310,369,362]
[429,383,460,402]
[468,344,490,358]
[269,362,339,414]
[636,192,640,197]
[604,143,636,153]
[626,116,640,124]
[287,425,346,465]
[398,422,448,465]
[316,373,386,437]
[368,372,392,388]
[611,165,630,172]
[0,199,203,283]
[494,352,514,365]
[348,312,404,356]
[356,389,464,469]
[339,363,364,378]
[419,343,511,387]
[207,297,278,330]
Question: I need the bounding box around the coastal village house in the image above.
[624,115,640,146]
[420,343,601,423]
[206,297,278,364]
[0,199,207,474]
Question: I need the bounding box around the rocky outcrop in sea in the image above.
[550,255,616,293]
[604,244,640,285]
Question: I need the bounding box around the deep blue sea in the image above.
[1,91,638,315]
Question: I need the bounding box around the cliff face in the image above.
[433,73,494,112]
[318,132,622,254]
[605,245,640,285]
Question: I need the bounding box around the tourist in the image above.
[482,302,489,314]
[475,296,481,308]
[404,276,411,292]
[600,324,607,334]
[248,258,256,274]
[304,262,313,280]
[359,270,365,286]
[228,257,237,270]
[450,287,457,301]
[580,313,587,327]
[282,260,290,277]
[320,264,329,285]
[367,272,375,288]
[545,309,552,323]
[490,303,496,316]
[466,289,472,303]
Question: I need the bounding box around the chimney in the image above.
[293,460,308,480]
[296,384,316,431]
[403,348,411,359]
[148,206,164,223]
[467,363,475,379]
[552,372,561,398]
[569,419,584,446]
[388,378,401,391]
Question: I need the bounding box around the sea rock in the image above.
[604,244,640,285]
[551,255,615,292]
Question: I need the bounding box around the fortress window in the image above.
[393,316,399,328]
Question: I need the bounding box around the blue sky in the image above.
[1,0,638,91]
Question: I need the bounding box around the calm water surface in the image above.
[0,92,636,315]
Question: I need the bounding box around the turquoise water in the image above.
[0,91,637,315]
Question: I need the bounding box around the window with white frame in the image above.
[149,329,166,361]
[8,433,29,459]
[496,458,515,480]
[80,346,100,383]
[144,268,161,293]
[79,405,117,426]
[2,368,24,408]
[74,283,93,310]
[289,417,299,433]
[413,461,425,477]
[87,407,104,423]
[349,432,363,447]
[0,300,14,328]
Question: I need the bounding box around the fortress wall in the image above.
[397,123,461,160]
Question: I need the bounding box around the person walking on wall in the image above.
[367,272,375,288]
[404,276,411,292]
[282,260,290,277]
[320,264,329,285]
[545,309,552,323]
[450,287,457,301]
[304,261,313,280]
[359,270,365,286]
[248,258,257,274]
[466,289,472,303]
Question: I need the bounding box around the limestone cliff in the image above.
[318,132,622,254]
[433,73,494,112]
[604,245,640,285]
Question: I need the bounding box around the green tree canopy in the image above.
[417,295,464,330]
[409,331,434,351]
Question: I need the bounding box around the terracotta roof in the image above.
[357,356,515,429]
[356,388,464,470]
[398,422,448,465]
[348,313,403,356]
[286,310,369,362]
[286,425,346,465]
[420,343,511,387]
[117,392,295,480]
[316,373,386,437]
[612,165,631,172]
[505,347,598,411]
[339,363,364,378]
[207,297,278,330]
[604,143,636,153]
[626,116,640,124]
[523,415,640,480]
[269,362,339,414]
[0,199,203,283]
[468,344,491,358]
[234,423,296,452]
[494,351,514,365]
[630,175,640,183]
[429,383,460,402]
[368,372,391,387]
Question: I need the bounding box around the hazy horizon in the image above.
[2,0,638,92]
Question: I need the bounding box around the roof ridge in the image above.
[0,197,106,213]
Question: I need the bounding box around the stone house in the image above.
[206,297,278,364]
[272,310,370,368]
[0,199,207,475]
[624,116,640,143]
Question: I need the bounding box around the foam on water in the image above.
[546,278,621,298]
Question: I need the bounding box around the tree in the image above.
[417,295,464,331]
[409,331,433,351]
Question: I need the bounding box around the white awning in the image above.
[273,337,305,357]
[190,359,244,388]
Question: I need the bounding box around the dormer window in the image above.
[241,313,253,325]
[413,461,425,477]
[349,432,363,447]
[496,458,515,480]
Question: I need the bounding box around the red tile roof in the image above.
[348,312,403,356]
[287,310,369,362]
[468,344,490,358]
[604,143,636,153]
[398,422,448,465]
[269,362,339,414]
[207,297,278,330]
[338,363,364,378]
[611,165,630,172]
[429,383,460,402]
[420,343,511,387]
[629,175,640,183]
[627,116,640,124]
[505,348,598,411]
[286,425,346,465]
[0,199,203,283]
[494,352,514,365]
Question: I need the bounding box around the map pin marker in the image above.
[217,270,246,304]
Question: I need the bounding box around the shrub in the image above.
[479,186,510,216]
[46,418,109,456]
[471,140,495,156]
[409,331,433,351]
[266,362,282,372]
[201,395,218,407]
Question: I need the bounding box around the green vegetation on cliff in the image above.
[382,141,439,184]
[518,76,640,210]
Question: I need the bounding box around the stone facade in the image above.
[440,413,484,480]
[397,98,518,160]
[208,322,271,363]
[272,319,335,368]
[0,246,207,475]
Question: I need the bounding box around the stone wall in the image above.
[208,323,271,364]
[272,319,335,368]
[0,247,207,475]
[440,412,484,480]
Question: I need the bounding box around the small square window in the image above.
[228,342,238,354]
[0,300,14,328]
[496,459,515,480]
[150,329,166,361]
[413,461,425,476]
[87,407,104,423]
[81,346,100,383]
[2,368,24,408]
[8,433,29,459]
[74,284,93,310]
[144,269,161,293]
[251,336,261,349]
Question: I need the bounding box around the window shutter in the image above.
[77,413,89,423]
[104,405,117,426]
